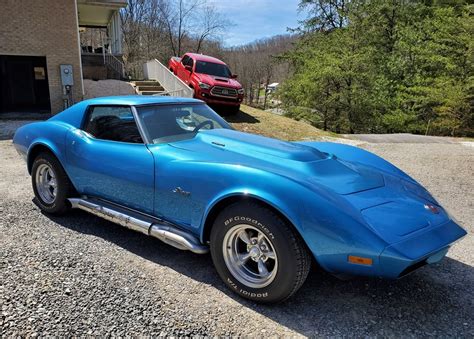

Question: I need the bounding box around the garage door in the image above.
[0,55,51,114]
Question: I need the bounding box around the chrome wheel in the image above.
[35,163,57,204]
[223,224,278,288]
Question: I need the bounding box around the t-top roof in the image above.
[49,96,204,128]
[82,95,203,106]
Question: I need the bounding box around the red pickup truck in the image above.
[168,53,244,114]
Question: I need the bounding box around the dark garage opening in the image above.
[0,55,51,114]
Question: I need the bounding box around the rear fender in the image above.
[14,122,73,178]
[27,139,64,173]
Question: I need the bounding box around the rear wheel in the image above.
[210,201,311,303]
[31,152,73,214]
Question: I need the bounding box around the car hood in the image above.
[169,129,384,195]
[195,73,242,88]
[167,129,453,245]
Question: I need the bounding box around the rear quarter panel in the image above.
[13,121,74,175]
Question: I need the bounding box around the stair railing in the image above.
[105,53,125,79]
[143,59,194,98]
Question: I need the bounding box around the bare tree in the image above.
[157,1,178,56]
[224,35,297,107]
[195,5,229,53]
[159,0,200,56]
[120,0,150,77]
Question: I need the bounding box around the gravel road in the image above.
[1,137,473,337]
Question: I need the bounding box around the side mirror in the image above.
[185,65,192,72]
[231,74,238,79]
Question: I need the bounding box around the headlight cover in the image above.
[237,88,244,95]
[199,82,211,90]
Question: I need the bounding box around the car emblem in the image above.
[222,89,228,94]
[424,204,439,214]
[172,187,191,197]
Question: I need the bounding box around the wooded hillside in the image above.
[119,0,473,136]
[281,0,473,136]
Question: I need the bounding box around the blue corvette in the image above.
[13,96,466,303]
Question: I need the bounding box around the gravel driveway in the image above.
[1,137,473,337]
[342,133,458,144]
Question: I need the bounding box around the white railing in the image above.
[143,59,194,98]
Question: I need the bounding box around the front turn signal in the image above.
[348,255,373,266]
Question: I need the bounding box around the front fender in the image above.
[164,161,308,240]
[199,170,388,277]
[200,186,304,244]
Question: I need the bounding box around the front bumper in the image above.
[311,219,466,279]
[196,90,243,107]
[379,219,467,278]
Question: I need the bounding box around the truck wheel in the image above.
[210,201,311,303]
[31,152,73,215]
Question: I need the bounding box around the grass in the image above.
[225,105,336,141]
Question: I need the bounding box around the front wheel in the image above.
[210,201,311,303]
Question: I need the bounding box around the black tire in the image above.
[210,201,311,303]
[31,152,73,215]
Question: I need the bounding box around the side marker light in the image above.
[348,255,373,266]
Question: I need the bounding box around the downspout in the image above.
[74,0,85,97]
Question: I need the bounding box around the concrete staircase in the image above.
[132,81,165,95]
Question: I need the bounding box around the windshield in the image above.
[136,103,232,144]
[195,61,232,78]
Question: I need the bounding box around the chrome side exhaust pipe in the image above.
[68,198,208,254]
[69,198,151,235]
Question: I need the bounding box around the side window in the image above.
[187,57,194,69]
[181,55,189,65]
[83,106,143,143]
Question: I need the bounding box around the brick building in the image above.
[0,0,127,115]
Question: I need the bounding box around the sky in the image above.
[213,0,304,47]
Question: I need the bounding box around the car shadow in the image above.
[45,209,474,336]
